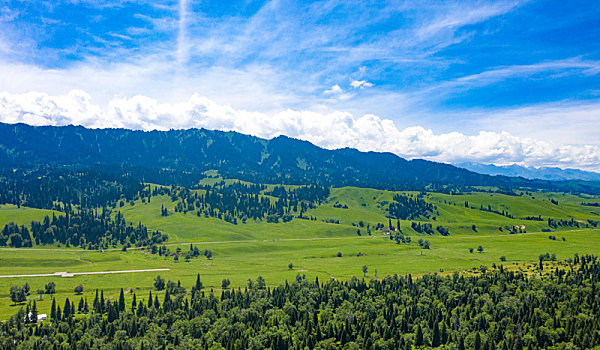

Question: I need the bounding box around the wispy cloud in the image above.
[440,58,600,90]
[0,0,599,171]
[176,0,189,67]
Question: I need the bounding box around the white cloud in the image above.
[350,80,373,89]
[1,90,599,172]
[428,58,600,95]
[324,85,343,94]
[176,0,189,67]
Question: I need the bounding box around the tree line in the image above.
[2,255,600,349]
[388,194,435,220]
[0,209,167,249]
[0,166,143,210]
[161,183,330,224]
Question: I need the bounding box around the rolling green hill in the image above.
[0,182,599,320]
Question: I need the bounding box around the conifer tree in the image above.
[432,322,440,347]
[63,298,71,319]
[50,298,56,320]
[415,324,423,347]
[119,288,125,312]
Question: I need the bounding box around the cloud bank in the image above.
[1,90,599,172]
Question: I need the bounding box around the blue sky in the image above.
[1,0,600,170]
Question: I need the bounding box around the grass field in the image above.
[0,185,599,319]
[0,204,59,227]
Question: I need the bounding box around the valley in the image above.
[1,182,599,321]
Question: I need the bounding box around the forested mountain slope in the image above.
[1,122,599,193]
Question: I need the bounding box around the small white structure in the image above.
[25,312,47,323]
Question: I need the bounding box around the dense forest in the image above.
[2,123,600,194]
[387,194,435,220]
[0,209,167,249]
[3,255,600,349]
[0,167,143,210]
[163,183,330,224]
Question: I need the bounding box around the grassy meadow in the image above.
[0,185,599,319]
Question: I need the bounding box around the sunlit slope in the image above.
[0,204,59,227]
[115,186,599,242]
[117,194,357,243]
[1,186,598,246]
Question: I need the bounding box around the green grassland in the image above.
[0,204,59,227]
[0,185,599,319]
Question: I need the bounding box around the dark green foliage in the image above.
[44,282,55,295]
[154,275,165,291]
[388,193,434,220]
[9,285,27,304]
[119,289,125,312]
[183,244,201,260]
[0,223,32,247]
[166,182,328,224]
[472,203,514,218]
[548,217,581,229]
[2,255,600,349]
[436,225,450,236]
[0,166,143,210]
[1,208,167,249]
[411,221,434,234]
[2,123,599,194]
[191,274,203,297]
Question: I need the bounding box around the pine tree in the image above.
[93,289,99,312]
[458,337,465,350]
[31,300,37,323]
[415,324,423,347]
[25,302,30,323]
[195,274,203,291]
[50,298,56,320]
[432,322,440,347]
[474,332,481,350]
[441,322,448,344]
[131,293,136,313]
[63,298,71,319]
[78,297,84,312]
[119,288,125,312]
[100,290,105,313]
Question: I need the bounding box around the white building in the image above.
[25,312,47,323]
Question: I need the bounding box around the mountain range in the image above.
[457,162,600,182]
[1,122,599,194]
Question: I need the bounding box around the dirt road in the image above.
[0,268,170,278]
